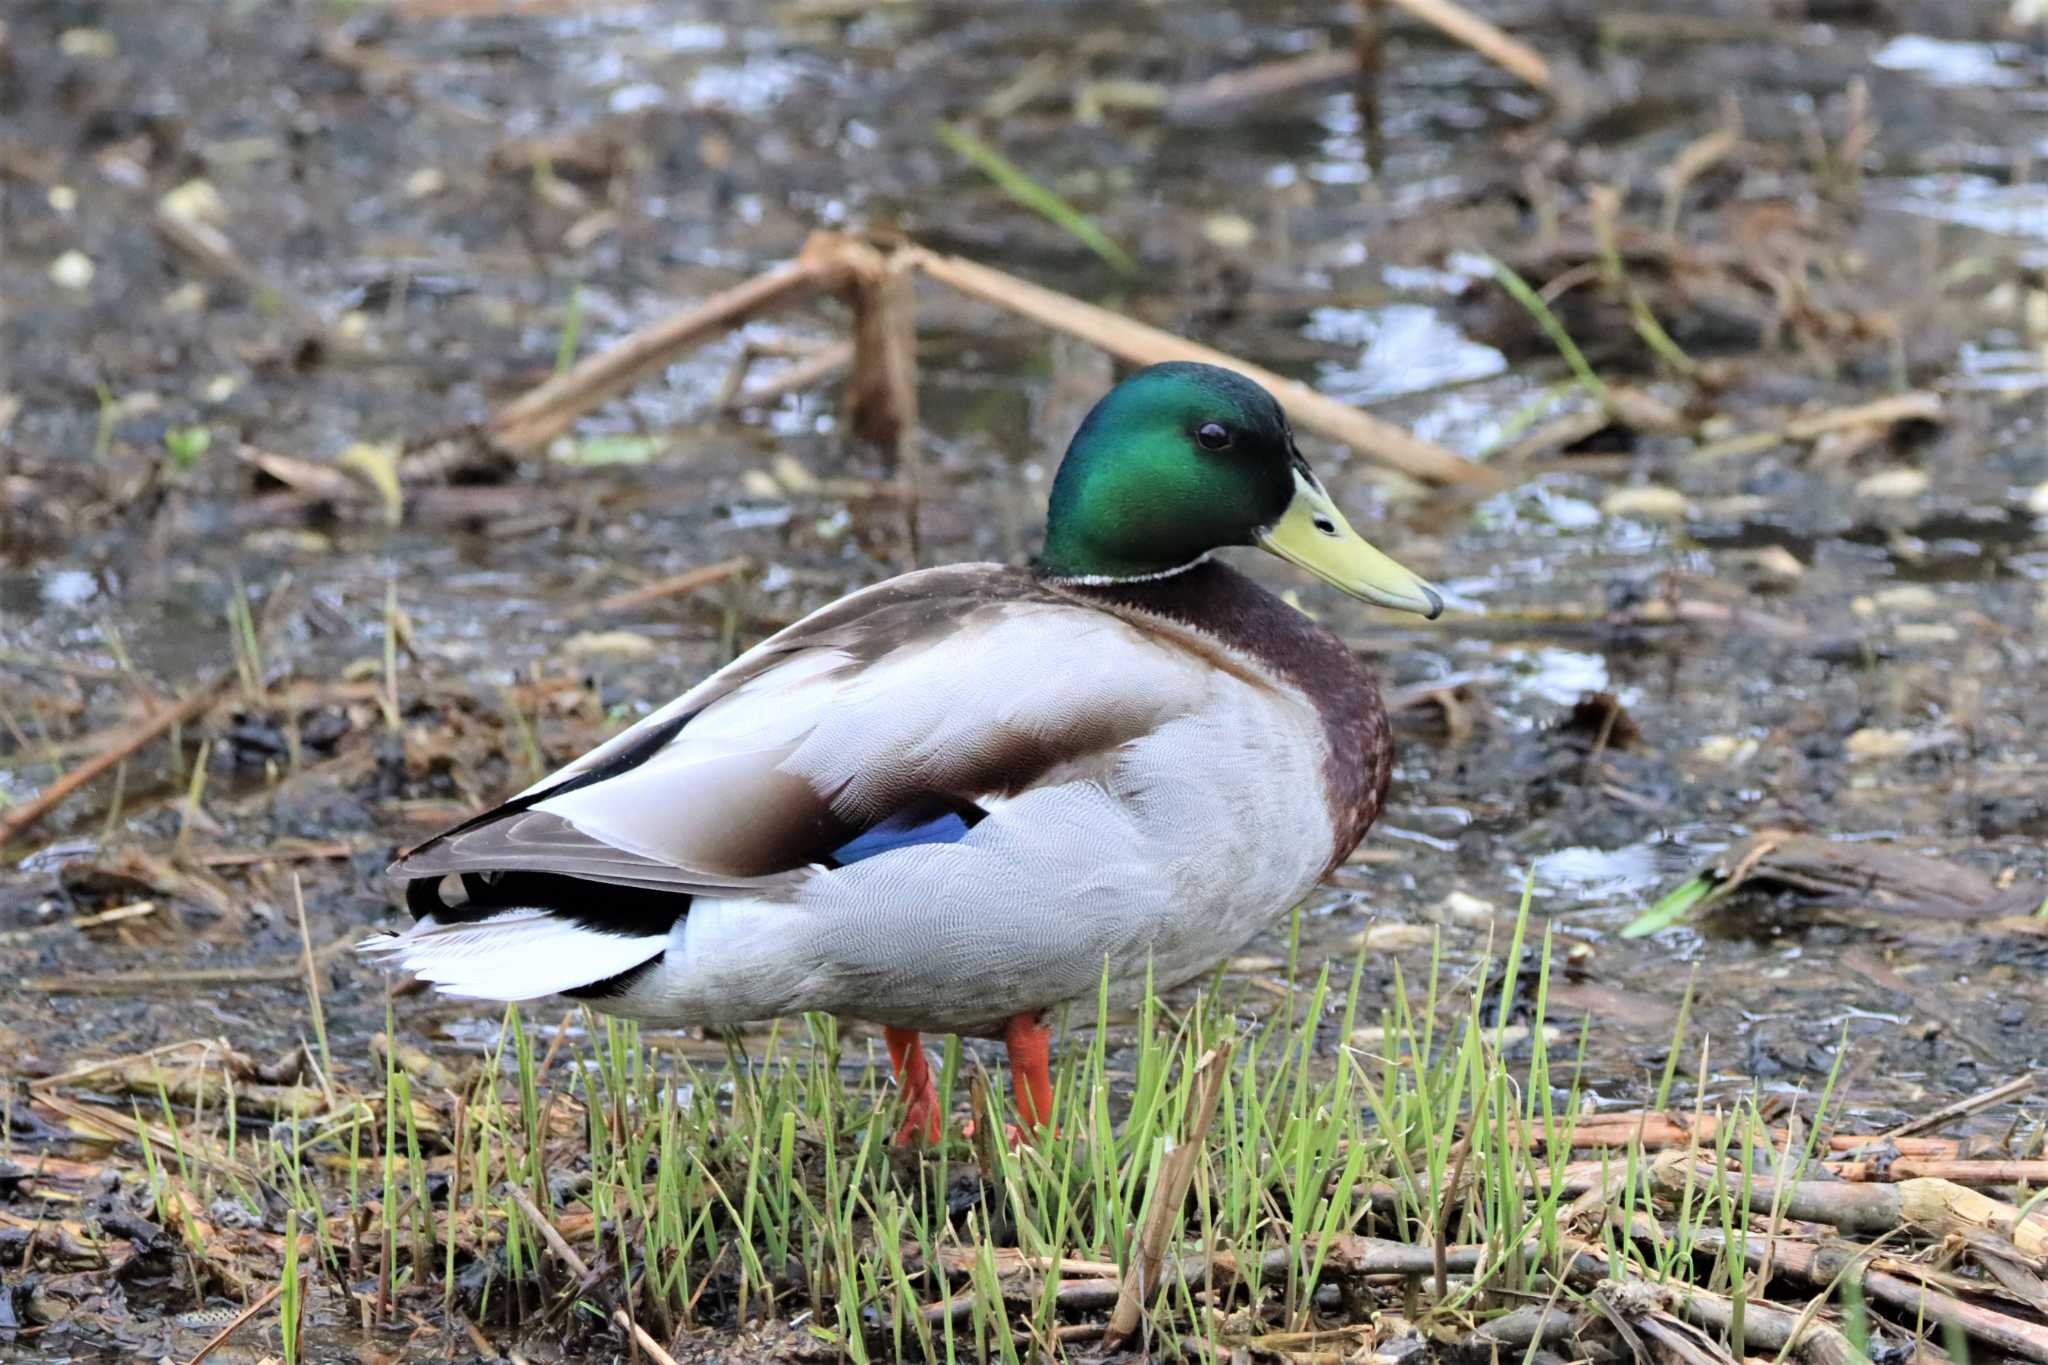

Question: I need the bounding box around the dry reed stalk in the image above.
[585,556,752,618]
[1380,0,1551,93]
[1103,1039,1235,1348]
[906,247,1490,486]
[0,667,237,850]
[489,233,862,453]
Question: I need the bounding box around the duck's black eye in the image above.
[1195,422,1232,451]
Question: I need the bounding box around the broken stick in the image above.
[721,341,855,410]
[906,247,1491,486]
[1166,50,1362,119]
[1381,0,1551,94]
[510,1188,682,1365]
[1104,1037,1234,1348]
[0,665,236,850]
[586,556,752,617]
[489,233,866,454]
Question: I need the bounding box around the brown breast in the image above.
[1052,560,1393,875]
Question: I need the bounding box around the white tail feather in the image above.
[358,910,665,1002]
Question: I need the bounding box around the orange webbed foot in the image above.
[960,1012,1058,1149]
[885,1026,946,1147]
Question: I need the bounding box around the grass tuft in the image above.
[17,886,2008,1362]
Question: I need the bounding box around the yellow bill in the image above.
[1257,467,1443,618]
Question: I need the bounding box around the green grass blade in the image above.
[936,122,1137,275]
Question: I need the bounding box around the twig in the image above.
[230,444,362,502]
[456,1310,503,1362]
[905,247,1490,485]
[1783,391,1943,443]
[1826,1158,2048,1186]
[922,1277,1123,1324]
[0,649,136,683]
[152,208,332,343]
[1379,0,1551,93]
[1694,391,1946,462]
[489,234,861,453]
[183,1281,284,1365]
[1878,1074,2035,1142]
[1547,1110,1971,1158]
[0,666,236,850]
[509,1188,681,1365]
[293,875,337,1112]
[508,1187,588,1276]
[0,899,156,945]
[928,1234,1542,1330]
[196,839,365,867]
[1103,1037,1234,1349]
[1434,1134,1473,1297]
[24,935,355,994]
[585,557,752,617]
[721,340,854,410]
[1660,101,1743,235]
[1165,49,1361,119]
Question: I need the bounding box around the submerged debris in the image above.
[1627,829,2048,937]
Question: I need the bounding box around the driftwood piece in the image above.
[908,247,1491,486]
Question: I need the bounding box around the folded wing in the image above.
[389,566,1207,901]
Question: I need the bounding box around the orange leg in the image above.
[1004,1012,1055,1136]
[885,1026,944,1147]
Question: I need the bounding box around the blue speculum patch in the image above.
[831,799,983,865]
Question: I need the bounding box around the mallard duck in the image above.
[362,362,1440,1143]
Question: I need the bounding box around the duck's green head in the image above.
[1038,362,1442,616]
